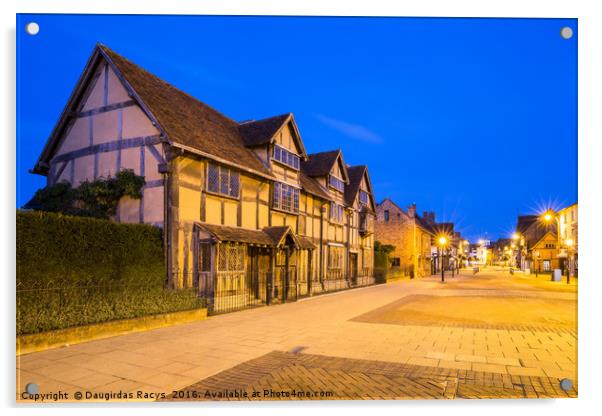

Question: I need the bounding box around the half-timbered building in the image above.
[32,44,376,313]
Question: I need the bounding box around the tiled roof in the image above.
[299,171,332,201]
[297,235,316,250]
[99,45,274,179]
[516,215,538,234]
[196,223,275,246]
[415,215,435,235]
[262,225,298,247]
[344,165,366,207]
[238,114,291,147]
[196,223,305,248]
[301,150,341,178]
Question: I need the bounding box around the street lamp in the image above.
[437,235,448,282]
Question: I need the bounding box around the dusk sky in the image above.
[16,14,577,242]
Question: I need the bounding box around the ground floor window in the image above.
[327,246,344,278]
[391,257,400,267]
[542,260,551,272]
[218,243,246,271]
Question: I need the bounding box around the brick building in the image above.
[374,199,434,278]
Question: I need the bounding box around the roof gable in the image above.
[377,198,407,216]
[301,149,349,182]
[33,44,275,180]
[344,165,376,211]
[531,230,559,249]
[239,114,307,158]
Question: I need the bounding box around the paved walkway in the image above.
[17,268,577,402]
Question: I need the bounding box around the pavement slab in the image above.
[17,268,577,402]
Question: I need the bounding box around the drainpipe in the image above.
[160,146,172,288]
[319,203,325,284]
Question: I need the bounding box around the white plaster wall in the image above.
[93,111,119,144]
[107,67,130,104]
[121,147,140,174]
[144,145,164,181]
[47,58,166,226]
[122,106,159,138]
[98,151,117,179]
[143,187,164,224]
[82,67,105,111]
[73,155,95,186]
[57,117,88,155]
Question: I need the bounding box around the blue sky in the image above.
[16,14,577,242]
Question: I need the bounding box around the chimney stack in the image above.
[429,212,435,224]
[408,203,416,218]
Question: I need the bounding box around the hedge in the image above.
[16,211,203,335]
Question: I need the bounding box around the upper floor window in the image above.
[207,163,239,198]
[544,243,556,249]
[330,203,344,223]
[272,145,300,170]
[384,210,390,222]
[329,175,345,192]
[273,182,300,213]
[359,190,369,205]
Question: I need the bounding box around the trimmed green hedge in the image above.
[17,211,202,335]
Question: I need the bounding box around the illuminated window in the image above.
[207,163,239,198]
[329,175,345,192]
[273,182,300,213]
[272,145,300,170]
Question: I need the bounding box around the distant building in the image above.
[431,222,459,272]
[374,199,435,277]
[557,202,578,275]
[515,215,559,272]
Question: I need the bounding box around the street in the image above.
[17,268,577,401]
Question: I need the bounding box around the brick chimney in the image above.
[429,212,436,224]
[408,203,416,218]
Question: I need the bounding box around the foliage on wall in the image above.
[24,169,145,219]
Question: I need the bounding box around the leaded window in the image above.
[359,190,369,205]
[329,175,345,192]
[330,203,344,223]
[206,163,240,198]
[273,182,300,213]
[217,243,246,271]
[328,246,344,269]
[272,145,300,170]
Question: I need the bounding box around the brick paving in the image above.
[163,350,577,400]
[17,268,577,402]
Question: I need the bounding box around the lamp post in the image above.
[438,235,448,282]
[541,209,559,279]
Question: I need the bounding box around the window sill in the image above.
[271,206,300,216]
[204,189,240,201]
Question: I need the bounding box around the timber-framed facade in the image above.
[32,44,377,314]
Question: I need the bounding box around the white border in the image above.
[3,1,601,415]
